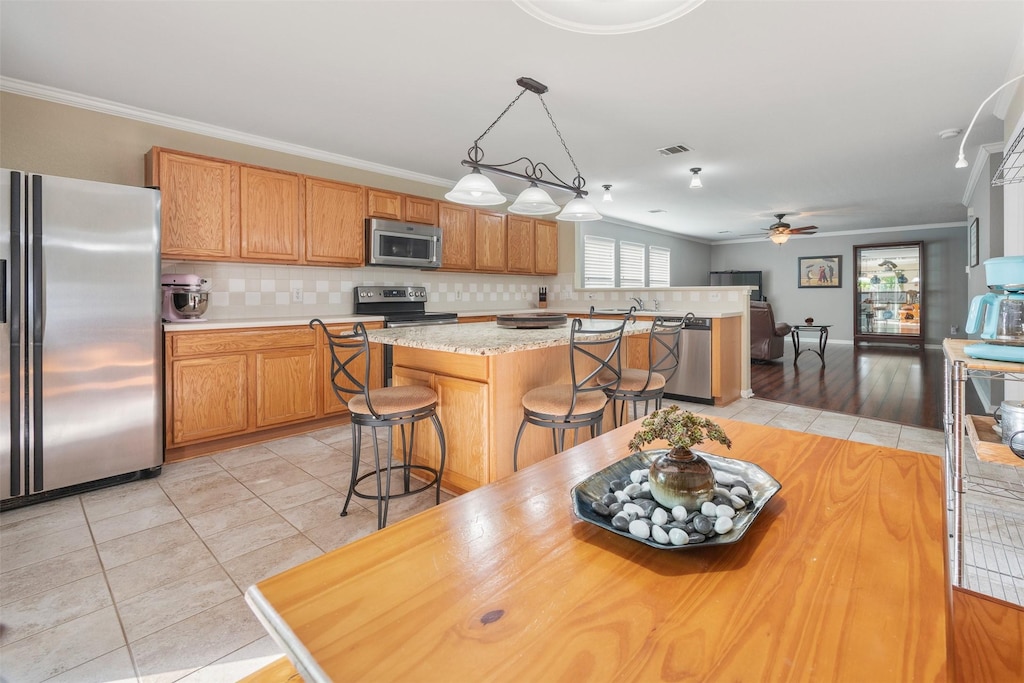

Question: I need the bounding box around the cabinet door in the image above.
[366,188,402,220]
[255,348,318,428]
[240,166,301,262]
[438,202,475,271]
[474,210,507,272]
[305,178,365,265]
[434,375,489,491]
[506,216,536,274]
[150,150,236,259]
[535,220,559,275]
[170,354,248,445]
[404,196,438,225]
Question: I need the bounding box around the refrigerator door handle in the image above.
[1,259,6,324]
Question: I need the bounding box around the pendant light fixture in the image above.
[446,76,602,221]
[769,232,790,245]
[602,184,613,202]
[689,167,703,189]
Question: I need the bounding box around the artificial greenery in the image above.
[627,405,733,452]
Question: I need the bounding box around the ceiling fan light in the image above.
[508,184,560,215]
[770,232,789,245]
[445,171,506,206]
[689,167,702,189]
[556,194,602,222]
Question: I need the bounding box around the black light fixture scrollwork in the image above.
[445,76,602,222]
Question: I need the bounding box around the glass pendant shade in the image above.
[689,169,703,189]
[556,194,602,222]
[444,171,506,206]
[508,184,559,215]
[769,232,789,245]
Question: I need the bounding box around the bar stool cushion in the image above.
[522,384,608,416]
[598,368,666,392]
[348,385,437,416]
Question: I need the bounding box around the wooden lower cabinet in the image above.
[170,354,249,444]
[319,322,383,417]
[165,322,382,460]
[391,366,488,493]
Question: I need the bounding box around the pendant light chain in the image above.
[538,94,585,190]
[470,88,530,158]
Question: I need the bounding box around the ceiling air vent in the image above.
[657,144,691,156]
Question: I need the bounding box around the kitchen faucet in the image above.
[630,296,645,311]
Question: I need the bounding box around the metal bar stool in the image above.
[604,316,684,427]
[310,319,446,529]
[513,315,628,472]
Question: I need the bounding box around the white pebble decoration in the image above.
[623,483,643,497]
[714,516,734,534]
[668,528,689,546]
[729,494,746,510]
[716,504,736,519]
[641,481,651,492]
[701,501,719,517]
[614,490,631,503]
[671,505,688,522]
[730,486,749,496]
[628,519,651,539]
[650,507,669,526]
[622,502,647,518]
[651,525,670,544]
[630,469,646,484]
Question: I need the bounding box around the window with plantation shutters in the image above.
[583,235,615,288]
[649,246,670,287]
[619,241,645,288]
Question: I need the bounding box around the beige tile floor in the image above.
[0,397,1018,683]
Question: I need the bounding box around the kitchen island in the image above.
[365,318,654,492]
[244,418,948,681]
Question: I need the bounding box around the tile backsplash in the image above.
[161,262,750,320]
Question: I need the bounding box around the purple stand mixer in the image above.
[964,256,1024,363]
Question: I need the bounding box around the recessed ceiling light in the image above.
[938,128,963,140]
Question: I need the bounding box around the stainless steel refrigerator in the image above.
[2,170,163,509]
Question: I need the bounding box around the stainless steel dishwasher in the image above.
[663,316,713,404]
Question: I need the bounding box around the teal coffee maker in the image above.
[964,256,1024,363]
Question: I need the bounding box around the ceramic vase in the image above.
[648,447,716,510]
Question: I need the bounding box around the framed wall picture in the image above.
[968,217,979,267]
[797,255,842,288]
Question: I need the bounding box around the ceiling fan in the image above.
[764,213,818,244]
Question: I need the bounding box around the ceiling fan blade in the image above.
[789,226,818,233]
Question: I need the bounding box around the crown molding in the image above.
[962,141,1006,206]
[0,77,454,189]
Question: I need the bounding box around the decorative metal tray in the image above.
[571,449,781,550]
[496,312,568,329]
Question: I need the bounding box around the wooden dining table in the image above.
[244,418,948,682]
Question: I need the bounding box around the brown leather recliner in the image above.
[750,301,792,362]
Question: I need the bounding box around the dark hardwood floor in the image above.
[749,343,980,430]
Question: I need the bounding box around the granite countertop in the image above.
[365,319,653,356]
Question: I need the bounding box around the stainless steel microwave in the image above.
[366,218,442,268]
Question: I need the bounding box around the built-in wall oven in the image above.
[354,285,457,384]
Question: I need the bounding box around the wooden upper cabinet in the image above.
[366,188,403,220]
[535,220,559,275]
[240,166,301,262]
[404,196,438,225]
[305,178,365,265]
[145,148,237,260]
[366,188,438,225]
[506,216,536,274]
[474,210,507,272]
[438,202,475,271]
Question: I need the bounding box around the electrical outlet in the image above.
[950,325,959,335]
[708,291,721,302]
[292,288,303,303]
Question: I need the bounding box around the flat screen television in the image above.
[708,270,764,301]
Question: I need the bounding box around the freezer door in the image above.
[27,174,162,493]
[1,171,25,500]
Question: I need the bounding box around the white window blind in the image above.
[649,246,671,287]
[619,241,646,288]
[583,235,616,288]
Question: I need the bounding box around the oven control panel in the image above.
[355,286,427,302]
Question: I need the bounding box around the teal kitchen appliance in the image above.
[964,256,1024,363]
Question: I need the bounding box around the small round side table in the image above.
[790,325,832,366]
